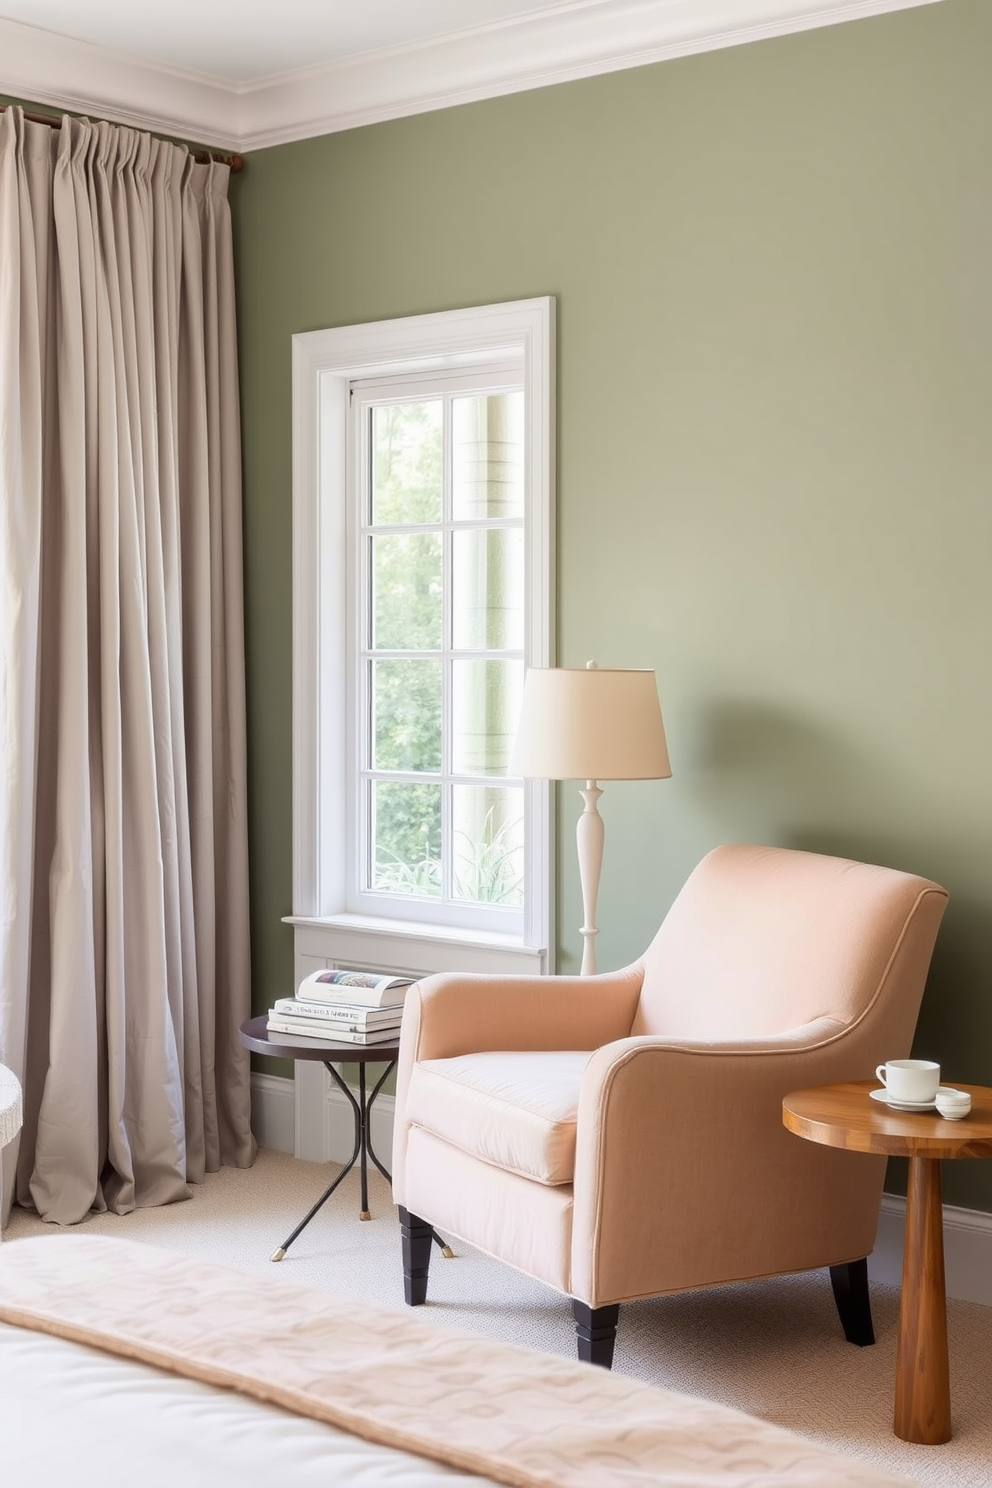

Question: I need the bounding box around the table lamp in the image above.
[511,661,671,975]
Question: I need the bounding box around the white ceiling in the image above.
[0,0,574,83]
[0,0,940,152]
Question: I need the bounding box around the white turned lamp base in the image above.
[576,781,604,976]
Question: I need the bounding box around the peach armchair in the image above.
[392,844,948,1366]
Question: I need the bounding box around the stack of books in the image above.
[266,969,415,1046]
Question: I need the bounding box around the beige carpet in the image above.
[6,1147,992,1488]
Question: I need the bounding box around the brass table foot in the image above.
[270,1247,286,1262]
[360,1209,372,1220]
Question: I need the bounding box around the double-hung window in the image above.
[354,372,526,935]
[290,299,554,986]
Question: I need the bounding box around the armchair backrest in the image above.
[631,844,948,1041]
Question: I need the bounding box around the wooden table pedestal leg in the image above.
[894,1155,950,1445]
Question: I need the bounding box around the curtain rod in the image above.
[0,103,244,173]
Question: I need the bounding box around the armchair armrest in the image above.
[578,1016,847,1115]
[391,968,642,1207]
[570,1018,885,1305]
[403,968,644,1061]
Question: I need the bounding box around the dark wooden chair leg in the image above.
[572,1300,620,1368]
[399,1206,433,1306]
[830,1258,875,1346]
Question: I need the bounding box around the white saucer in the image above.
[869,1088,937,1112]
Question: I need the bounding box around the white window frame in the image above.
[286,298,555,989]
[349,362,528,936]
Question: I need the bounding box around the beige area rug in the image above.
[5,1147,992,1488]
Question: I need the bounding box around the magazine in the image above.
[296,968,416,1010]
[271,997,403,1027]
[266,1016,401,1046]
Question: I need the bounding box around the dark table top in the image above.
[239,1014,400,1063]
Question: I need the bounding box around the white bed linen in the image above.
[0,1236,919,1488]
[0,1321,498,1488]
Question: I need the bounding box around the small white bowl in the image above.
[935,1088,971,1120]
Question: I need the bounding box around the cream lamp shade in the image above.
[510,664,671,782]
[511,662,671,975]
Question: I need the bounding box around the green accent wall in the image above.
[232,0,992,1208]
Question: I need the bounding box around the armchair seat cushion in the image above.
[406,1051,590,1185]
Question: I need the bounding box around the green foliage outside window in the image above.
[367,394,524,908]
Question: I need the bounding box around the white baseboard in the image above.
[870,1193,992,1307]
[252,1063,396,1169]
[318,1086,396,1168]
[258,1070,992,1308]
[249,1072,296,1155]
[292,1059,397,1167]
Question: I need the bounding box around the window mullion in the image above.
[357,404,374,900]
[441,391,454,906]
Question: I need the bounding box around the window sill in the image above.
[284,913,548,977]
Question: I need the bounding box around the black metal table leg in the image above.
[253,1035,454,1264]
[269,1064,363,1261]
[358,1061,371,1219]
[365,1059,397,1186]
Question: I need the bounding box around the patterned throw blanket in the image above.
[0,1235,913,1488]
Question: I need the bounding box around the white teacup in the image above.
[875,1059,940,1104]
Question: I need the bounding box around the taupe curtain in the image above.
[0,107,255,1226]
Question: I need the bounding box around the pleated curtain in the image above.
[0,107,255,1225]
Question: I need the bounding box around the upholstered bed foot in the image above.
[572,1300,620,1368]
[829,1258,875,1346]
[399,1206,433,1306]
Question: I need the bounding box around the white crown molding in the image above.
[0,16,243,150]
[0,0,942,153]
[239,0,943,150]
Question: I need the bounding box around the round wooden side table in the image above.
[783,1080,992,1446]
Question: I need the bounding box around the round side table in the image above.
[240,1016,452,1265]
[783,1080,992,1446]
